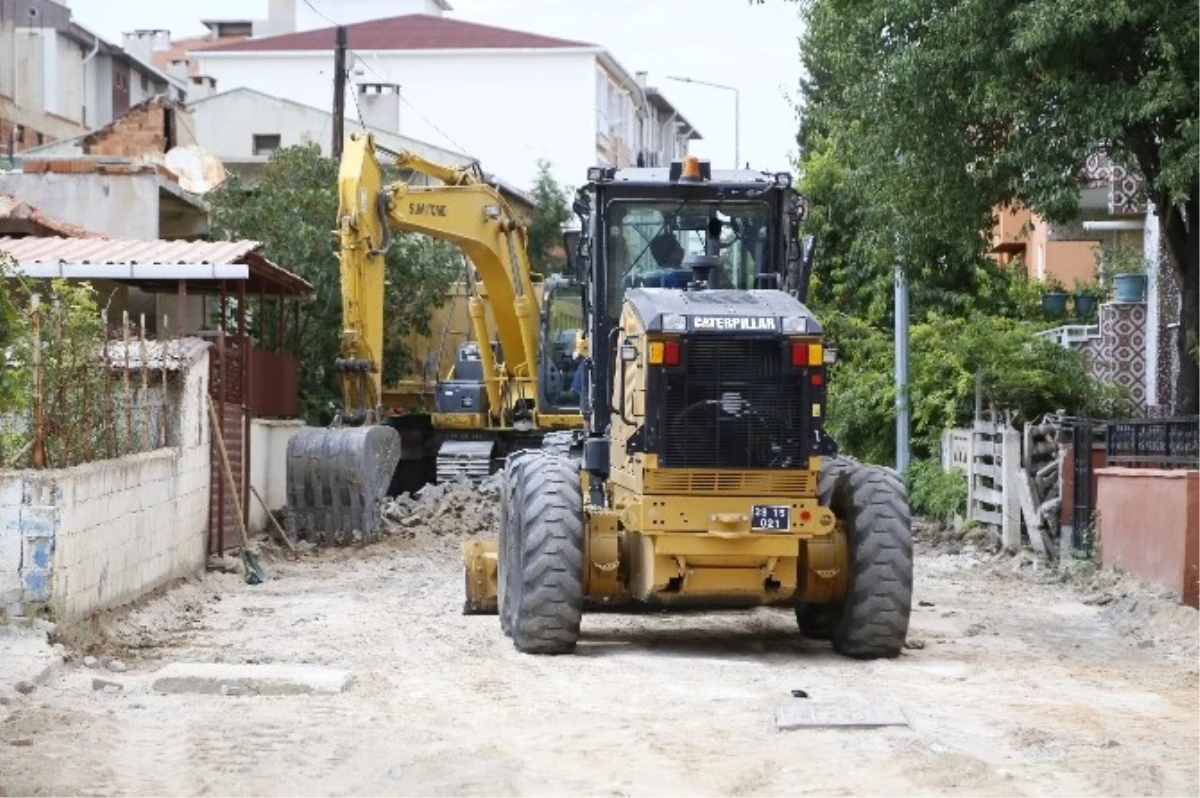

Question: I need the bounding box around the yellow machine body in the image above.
[461,300,848,613]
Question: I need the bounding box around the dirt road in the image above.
[2,503,1197,797]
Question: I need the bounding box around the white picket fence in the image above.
[942,419,1059,554]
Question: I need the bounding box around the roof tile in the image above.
[200,14,593,53]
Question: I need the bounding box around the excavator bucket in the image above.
[285,426,403,546]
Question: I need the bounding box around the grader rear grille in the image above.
[660,338,811,469]
[643,469,815,496]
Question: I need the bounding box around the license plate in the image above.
[751,505,791,531]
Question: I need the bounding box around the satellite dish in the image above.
[164,145,227,195]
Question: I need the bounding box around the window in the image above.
[605,200,774,320]
[595,69,607,136]
[541,284,584,411]
[252,134,281,156]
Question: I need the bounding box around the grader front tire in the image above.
[800,457,913,659]
[510,452,585,655]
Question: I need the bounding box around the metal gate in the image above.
[1071,421,1095,557]
[208,323,250,555]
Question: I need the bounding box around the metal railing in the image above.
[1035,324,1101,348]
[1106,416,1200,469]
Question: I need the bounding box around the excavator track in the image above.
[435,439,496,484]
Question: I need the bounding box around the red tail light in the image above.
[811,370,824,386]
[663,341,680,366]
[791,342,807,366]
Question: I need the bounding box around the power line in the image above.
[299,0,472,158]
[300,0,338,27]
[351,53,470,156]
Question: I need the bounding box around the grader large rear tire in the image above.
[509,451,584,654]
[798,457,912,658]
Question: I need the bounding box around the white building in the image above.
[1,0,187,155]
[186,86,473,166]
[190,1,700,191]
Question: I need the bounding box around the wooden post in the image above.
[31,296,45,469]
[1001,425,1022,551]
[122,311,132,456]
[140,314,150,452]
[103,314,116,459]
[161,315,170,448]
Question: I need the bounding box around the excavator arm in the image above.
[287,131,546,547]
[336,132,541,426]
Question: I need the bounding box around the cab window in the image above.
[604,200,772,320]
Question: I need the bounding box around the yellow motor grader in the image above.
[464,156,913,659]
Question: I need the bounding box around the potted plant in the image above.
[1071,278,1106,318]
[1098,242,1148,303]
[1041,276,1068,317]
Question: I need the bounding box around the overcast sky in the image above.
[63,0,806,174]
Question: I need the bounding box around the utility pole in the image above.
[894,234,911,473]
[332,25,347,161]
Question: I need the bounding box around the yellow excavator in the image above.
[284,132,583,544]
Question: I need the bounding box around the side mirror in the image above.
[795,234,816,302]
[562,228,582,280]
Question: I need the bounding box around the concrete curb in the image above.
[151,663,355,696]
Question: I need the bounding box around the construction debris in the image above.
[380,474,501,540]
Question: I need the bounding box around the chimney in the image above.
[635,71,648,88]
[122,29,171,64]
[164,58,190,81]
[263,0,298,36]
[355,82,401,135]
[189,75,218,101]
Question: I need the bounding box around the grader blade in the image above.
[285,426,403,546]
[461,539,498,615]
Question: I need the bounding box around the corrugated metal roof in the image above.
[0,236,314,295]
[103,337,212,371]
[0,236,259,265]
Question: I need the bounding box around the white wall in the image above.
[0,172,160,238]
[187,89,471,166]
[0,349,210,621]
[194,50,598,191]
[249,419,305,534]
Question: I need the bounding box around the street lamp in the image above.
[666,75,740,169]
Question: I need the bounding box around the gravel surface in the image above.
[1,503,1196,797]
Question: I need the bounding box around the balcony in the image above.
[991,205,1033,254]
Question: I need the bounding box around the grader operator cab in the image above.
[468,156,913,659]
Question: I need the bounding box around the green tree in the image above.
[822,310,1133,465]
[772,0,1198,412]
[208,145,461,425]
[526,159,571,274]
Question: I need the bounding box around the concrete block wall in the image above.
[0,349,210,620]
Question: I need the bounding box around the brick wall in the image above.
[0,349,211,620]
[0,117,55,154]
[80,96,196,158]
[1097,468,1199,608]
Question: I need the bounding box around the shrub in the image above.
[906,458,967,523]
